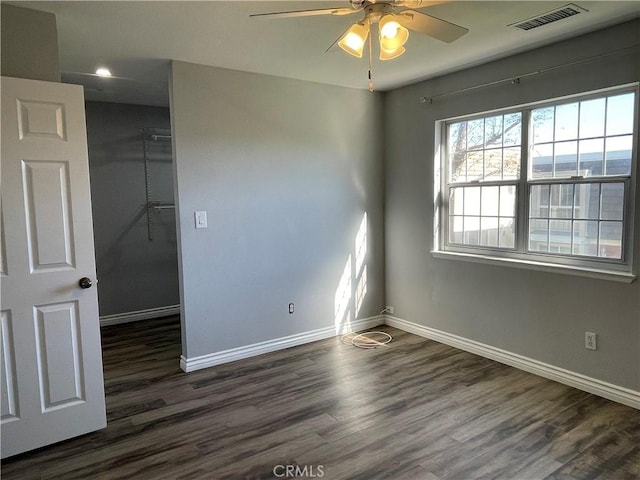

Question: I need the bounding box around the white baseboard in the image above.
[100,305,181,327]
[180,315,383,373]
[385,315,640,410]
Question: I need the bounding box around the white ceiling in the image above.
[17,1,640,106]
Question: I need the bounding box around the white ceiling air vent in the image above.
[510,4,588,31]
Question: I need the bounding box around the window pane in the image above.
[481,186,500,216]
[447,113,522,184]
[550,184,573,219]
[549,220,572,254]
[555,102,579,141]
[503,147,520,179]
[500,185,516,217]
[449,183,518,250]
[530,185,549,218]
[450,188,464,216]
[555,141,578,176]
[599,222,623,259]
[464,216,480,245]
[467,151,483,181]
[449,122,465,147]
[579,98,605,138]
[605,135,632,175]
[499,217,516,248]
[531,143,553,178]
[464,187,480,216]
[484,149,502,180]
[573,220,598,256]
[485,116,503,148]
[480,217,499,247]
[578,138,604,176]
[449,122,467,182]
[574,183,600,220]
[503,113,522,146]
[530,92,635,182]
[529,219,549,252]
[606,93,634,136]
[600,183,624,221]
[450,163,466,182]
[449,216,464,244]
[526,180,626,260]
[467,119,484,149]
[533,107,554,143]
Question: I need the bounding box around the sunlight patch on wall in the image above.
[355,266,367,317]
[355,213,367,317]
[334,212,368,334]
[334,255,352,334]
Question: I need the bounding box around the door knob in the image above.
[78,277,93,289]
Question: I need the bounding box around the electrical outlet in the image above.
[585,332,597,350]
[385,306,394,315]
[288,303,294,314]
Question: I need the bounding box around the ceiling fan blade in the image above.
[392,0,448,8]
[326,29,345,53]
[250,7,360,19]
[325,22,361,53]
[397,9,468,43]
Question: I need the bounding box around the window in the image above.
[437,86,637,279]
[447,112,521,250]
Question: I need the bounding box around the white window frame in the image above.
[433,84,638,283]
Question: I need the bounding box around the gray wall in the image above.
[170,61,385,358]
[384,20,640,391]
[85,101,179,317]
[1,3,59,82]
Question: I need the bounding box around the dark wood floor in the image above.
[2,316,639,479]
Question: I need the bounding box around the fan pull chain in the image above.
[368,22,374,92]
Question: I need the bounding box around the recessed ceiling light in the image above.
[95,67,112,77]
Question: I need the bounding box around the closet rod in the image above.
[147,134,172,142]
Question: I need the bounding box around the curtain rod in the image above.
[419,44,640,104]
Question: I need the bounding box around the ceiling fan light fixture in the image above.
[379,15,400,39]
[379,45,406,60]
[338,22,369,58]
[379,14,409,53]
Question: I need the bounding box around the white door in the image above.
[1,76,106,458]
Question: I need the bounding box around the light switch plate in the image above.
[195,211,207,229]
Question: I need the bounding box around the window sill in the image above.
[431,250,636,283]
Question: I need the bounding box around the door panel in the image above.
[17,99,67,140]
[1,310,19,422]
[1,76,106,458]
[22,160,75,271]
[34,301,84,409]
[1,208,7,276]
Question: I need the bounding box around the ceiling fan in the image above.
[250,0,468,61]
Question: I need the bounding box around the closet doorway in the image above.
[85,102,180,331]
